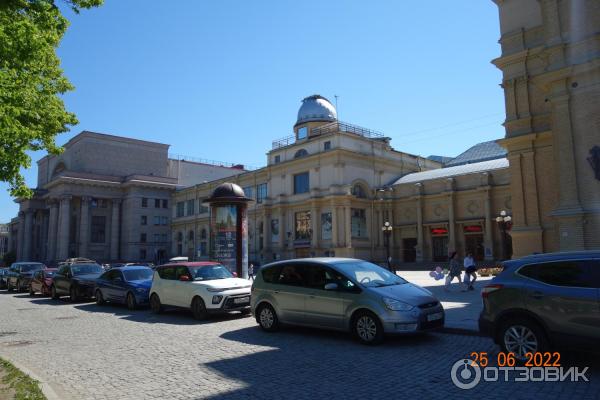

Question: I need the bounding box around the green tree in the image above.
[0,0,102,198]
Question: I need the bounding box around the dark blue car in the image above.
[95,266,153,310]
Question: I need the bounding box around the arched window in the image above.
[200,228,207,240]
[352,184,368,199]
[294,149,309,159]
[177,232,183,242]
[188,230,194,241]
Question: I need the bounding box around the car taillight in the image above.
[481,284,503,298]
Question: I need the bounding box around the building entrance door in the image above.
[432,236,448,262]
[464,234,484,261]
[402,238,417,262]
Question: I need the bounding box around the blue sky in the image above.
[1,1,505,221]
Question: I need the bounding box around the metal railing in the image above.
[169,154,261,171]
[271,121,386,150]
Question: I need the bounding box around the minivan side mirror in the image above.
[324,283,338,291]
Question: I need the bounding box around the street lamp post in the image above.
[382,221,393,272]
[495,210,512,261]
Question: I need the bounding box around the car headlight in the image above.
[135,288,147,293]
[212,295,223,304]
[383,297,414,311]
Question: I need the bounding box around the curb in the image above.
[440,326,485,337]
[0,355,61,400]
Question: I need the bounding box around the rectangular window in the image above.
[154,199,160,208]
[141,215,147,226]
[243,186,254,199]
[199,205,209,214]
[139,248,146,260]
[140,233,147,243]
[162,199,168,209]
[141,198,148,208]
[351,209,367,238]
[297,126,308,140]
[324,141,331,151]
[186,199,195,216]
[176,201,185,218]
[274,155,281,163]
[200,242,207,257]
[153,233,160,243]
[257,183,267,203]
[321,212,332,240]
[91,216,106,243]
[153,216,160,226]
[161,233,168,242]
[294,172,310,194]
[295,211,311,240]
[161,216,168,225]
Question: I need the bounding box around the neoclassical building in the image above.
[10,132,245,264]
[492,0,600,257]
[171,95,512,266]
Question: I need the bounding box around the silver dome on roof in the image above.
[296,95,337,125]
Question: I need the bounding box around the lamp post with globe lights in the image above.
[495,210,512,261]
[382,221,393,272]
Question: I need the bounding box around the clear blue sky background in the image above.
[1,0,506,221]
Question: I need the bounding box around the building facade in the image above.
[492,0,600,257]
[171,95,511,266]
[10,132,244,264]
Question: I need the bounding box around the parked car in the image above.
[95,265,154,310]
[7,262,46,292]
[51,262,104,302]
[251,258,445,345]
[149,262,252,319]
[0,268,9,289]
[479,251,600,360]
[29,268,58,296]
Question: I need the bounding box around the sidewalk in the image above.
[397,270,494,333]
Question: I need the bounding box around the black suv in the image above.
[51,262,104,301]
[479,251,600,360]
[6,262,46,292]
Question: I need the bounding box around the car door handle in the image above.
[530,291,544,299]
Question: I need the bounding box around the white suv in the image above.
[149,262,252,319]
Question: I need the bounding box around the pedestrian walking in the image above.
[463,252,477,291]
[445,252,463,291]
[248,263,254,281]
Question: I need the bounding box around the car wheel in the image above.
[95,289,105,305]
[499,317,548,361]
[256,303,279,332]
[352,310,384,345]
[7,281,13,292]
[126,292,137,311]
[150,293,163,314]
[29,286,35,296]
[16,280,22,292]
[51,285,59,300]
[191,297,208,320]
[69,287,79,303]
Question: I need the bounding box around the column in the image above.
[17,212,24,261]
[331,204,338,248]
[415,184,424,262]
[56,196,71,260]
[47,200,59,262]
[110,199,121,261]
[344,206,351,248]
[278,211,286,253]
[264,211,271,252]
[447,178,456,254]
[23,210,33,260]
[484,189,494,261]
[79,197,91,258]
[310,203,319,250]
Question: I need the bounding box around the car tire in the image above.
[16,280,22,292]
[69,287,79,303]
[256,303,279,332]
[51,285,59,300]
[7,281,13,292]
[126,292,137,311]
[499,317,548,361]
[150,293,163,314]
[29,286,35,296]
[95,289,105,305]
[352,310,384,345]
[191,297,208,320]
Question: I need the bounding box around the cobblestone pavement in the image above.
[0,291,598,400]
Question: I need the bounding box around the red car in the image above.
[29,269,58,296]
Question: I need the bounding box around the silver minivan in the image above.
[251,258,444,344]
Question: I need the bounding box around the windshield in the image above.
[123,269,153,281]
[71,264,103,276]
[20,264,44,272]
[334,261,407,287]
[190,265,233,281]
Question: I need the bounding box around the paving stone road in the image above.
[0,291,598,400]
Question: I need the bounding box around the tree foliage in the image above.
[0,0,102,198]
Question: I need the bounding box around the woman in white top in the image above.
[463,253,477,291]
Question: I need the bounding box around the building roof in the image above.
[393,158,509,185]
[427,155,453,164]
[444,140,506,167]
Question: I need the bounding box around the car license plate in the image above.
[234,297,249,304]
[427,312,443,322]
